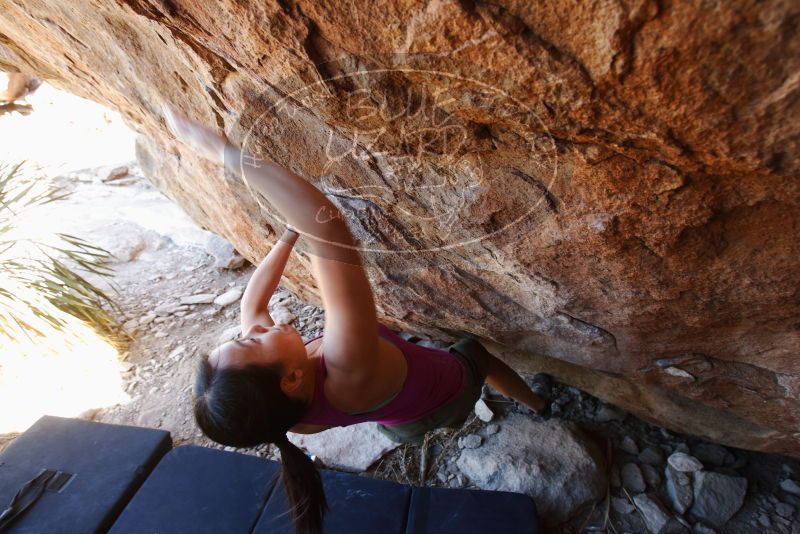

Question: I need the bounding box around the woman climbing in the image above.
[165,106,552,534]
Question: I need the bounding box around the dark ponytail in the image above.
[274,435,326,534]
[193,357,328,534]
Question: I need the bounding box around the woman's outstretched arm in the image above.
[240,228,298,331]
[164,107,379,377]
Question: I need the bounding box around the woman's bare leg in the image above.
[485,354,548,414]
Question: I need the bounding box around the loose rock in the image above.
[595,404,626,423]
[101,165,129,182]
[668,452,704,472]
[780,479,800,496]
[639,446,665,466]
[775,502,795,518]
[620,436,639,455]
[692,443,728,466]
[180,293,217,305]
[632,493,671,534]
[611,496,635,514]
[459,434,482,449]
[641,464,662,487]
[271,305,296,325]
[665,465,693,515]
[690,471,747,527]
[217,325,241,344]
[473,398,494,422]
[205,233,246,269]
[621,463,646,494]
[692,523,717,534]
[213,288,242,307]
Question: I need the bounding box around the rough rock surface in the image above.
[664,465,693,515]
[288,423,400,472]
[1,1,798,455]
[690,471,747,528]
[456,414,606,526]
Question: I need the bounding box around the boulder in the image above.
[2,0,799,455]
[288,423,400,472]
[456,414,605,526]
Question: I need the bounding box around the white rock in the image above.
[271,306,296,325]
[180,293,217,305]
[101,165,129,182]
[205,233,247,269]
[138,313,156,326]
[474,398,494,422]
[154,303,179,316]
[214,288,243,307]
[122,318,139,330]
[456,414,605,526]
[459,434,482,449]
[664,366,695,380]
[668,452,704,472]
[217,325,241,344]
[288,423,400,472]
[168,345,186,360]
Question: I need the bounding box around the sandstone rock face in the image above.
[0,1,797,454]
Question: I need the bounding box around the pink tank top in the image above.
[299,323,465,427]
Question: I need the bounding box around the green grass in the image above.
[0,162,126,346]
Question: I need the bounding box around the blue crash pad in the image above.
[0,415,171,533]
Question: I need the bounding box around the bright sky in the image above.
[0,75,136,433]
[0,73,137,175]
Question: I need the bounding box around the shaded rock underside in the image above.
[0,0,798,455]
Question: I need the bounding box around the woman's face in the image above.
[209,322,307,373]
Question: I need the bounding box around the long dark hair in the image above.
[193,357,327,534]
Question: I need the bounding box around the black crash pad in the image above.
[406,485,540,534]
[0,415,171,533]
[112,443,539,534]
[253,467,412,534]
[109,446,280,534]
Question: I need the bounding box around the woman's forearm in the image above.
[224,143,361,264]
[240,229,298,313]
